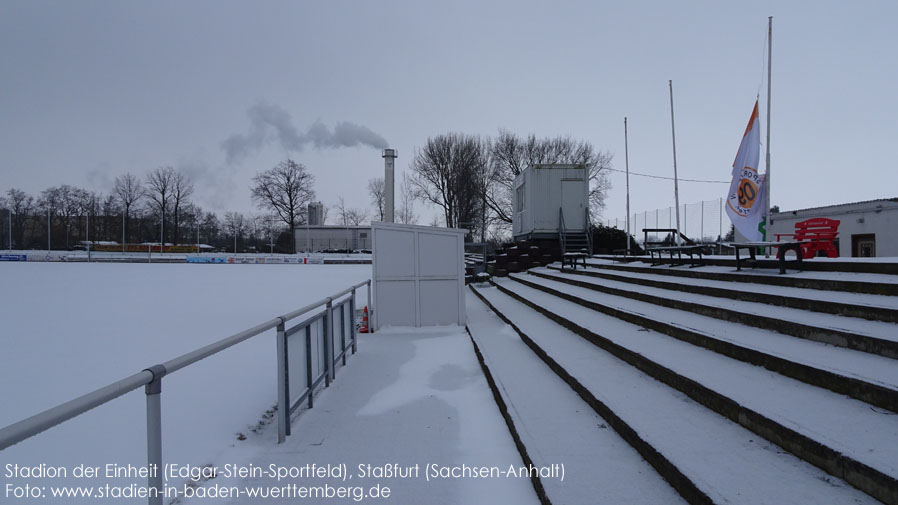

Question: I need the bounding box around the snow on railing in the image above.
[0,279,372,505]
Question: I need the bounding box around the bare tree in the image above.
[488,130,613,222]
[224,212,246,253]
[409,133,488,229]
[396,173,418,225]
[5,189,34,248]
[334,196,368,226]
[113,173,144,244]
[251,159,315,254]
[146,167,175,244]
[367,177,385,221]
[200,211,220,245]
[171,171,194,245]
[39,185,86,249]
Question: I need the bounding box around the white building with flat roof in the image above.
[769,197,898,257]
[294,225,371,252]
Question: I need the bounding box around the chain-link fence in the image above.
[603,198,728,244]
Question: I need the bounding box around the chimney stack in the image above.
[382,148,397,222]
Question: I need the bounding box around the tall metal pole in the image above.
[669,80,682,245]
[624,117,631,255]
[47,208,51,252]
[122,210,125,253]
[86,213,90,262]
[765,16,773,238]
[8,208,11,251]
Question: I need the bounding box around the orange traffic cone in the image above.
[359,306,369,333]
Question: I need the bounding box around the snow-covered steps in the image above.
[470,284,883,505]
[538,266,898,358]
[591,255,898,276]
[584,258,898,296]
[465,293,687,505]
[505,272,898,415]
[552,263,898,323]
[485,278,898,504]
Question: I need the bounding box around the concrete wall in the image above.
[769,198,898,257]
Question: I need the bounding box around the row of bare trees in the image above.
[2,130,610,252]
[405,130,612,241]
[0,163,310,253]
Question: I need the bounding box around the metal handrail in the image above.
[0,278,372,505]
[558,207,567,254]
[585,207,593,256]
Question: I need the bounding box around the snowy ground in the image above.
[0,262,370,503]
[180,326,539,505]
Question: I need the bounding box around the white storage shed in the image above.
[512,164,589,240]
[371,222,466,329]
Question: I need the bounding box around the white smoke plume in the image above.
[222,102,388,164]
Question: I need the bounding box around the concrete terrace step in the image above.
[538,266,898,359]
[552,262,898,323]
[486,279,898,505]
[470,284,881,505]
[506,272,898,415]
[593,254,898,276]
[465,293,686,505]
[585,258,898,296]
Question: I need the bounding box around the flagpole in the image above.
[765,16,773,248]
[669,80,682,245]
[624,117,631,256]
[762,16,773,258]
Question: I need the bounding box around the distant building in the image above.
[769,197,898,257]
[295,225,371,252]
[308,202,325,226]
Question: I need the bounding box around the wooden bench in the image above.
[775,217,840,258]
[562,252,588,270]
[731,241,804,274]
[646,244,706,268]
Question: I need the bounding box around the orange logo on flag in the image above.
[737,169,759,209]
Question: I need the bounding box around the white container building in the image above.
[512,164,589,240]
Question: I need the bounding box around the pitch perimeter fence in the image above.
[603,198,729,245]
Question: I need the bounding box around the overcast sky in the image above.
[2,0,896,227]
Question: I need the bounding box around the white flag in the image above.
[726,100,766,242]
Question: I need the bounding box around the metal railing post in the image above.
[144,365,166,505]
[324,299,332,387]
[366,281,373,334]
[275,318,288,443]
[350,288,357,354]
[306,325,313,409]
[340,303,347,366]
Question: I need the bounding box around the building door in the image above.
[852,234,876,257]
[561,179,585,231]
